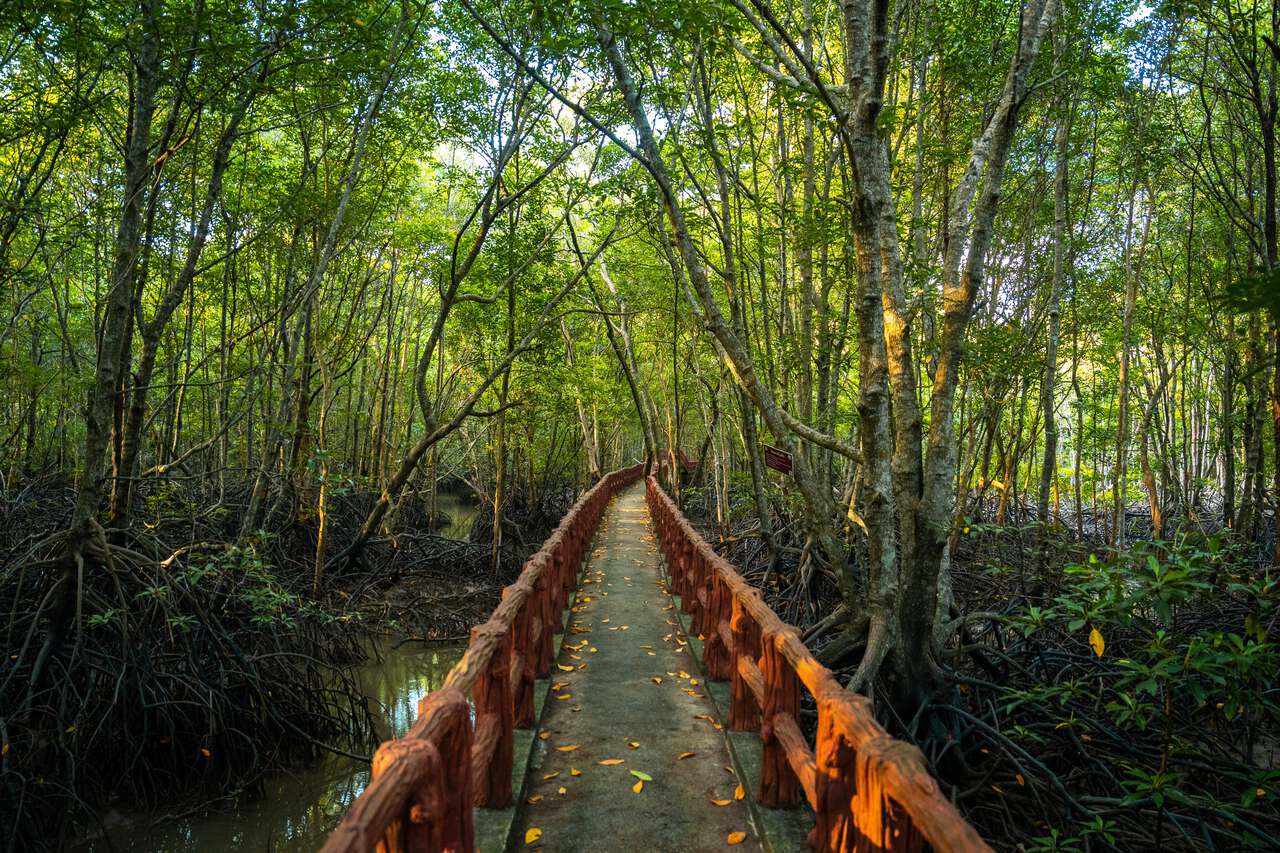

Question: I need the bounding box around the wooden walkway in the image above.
[321,465,991,853]
[509,486,757,851]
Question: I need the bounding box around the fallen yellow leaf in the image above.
[570,767,581,776]
[200,748,211,758]
[728,831,746,845]
[527,794,543,803]
[632,779,644,793]
[543,772,560,780]
[525,827,543,844]
[558,786,567,795]
[652,676,663,684]
[734,784,745,800]
[678,751,696,760]
[628,740,641,749]
[599,759,625,765]
[557,745,579,752]
[557,664,574,671]
[710,798,731,806]
[1088,626,1105,657]
[538,730,551,740]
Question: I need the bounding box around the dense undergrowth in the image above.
[948,529,1280,850]
[0,469,576,852]
[680,476,1280,851]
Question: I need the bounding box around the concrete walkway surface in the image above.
[509,485,762,852]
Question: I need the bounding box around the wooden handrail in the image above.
[321,464,645,853]
[645,476,992,853]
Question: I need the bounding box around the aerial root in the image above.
[845,613,892,695]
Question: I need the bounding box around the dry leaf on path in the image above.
[727,831,746,845]
[525,827,543,844]
[599,759,625,765]
[556,745,579,752]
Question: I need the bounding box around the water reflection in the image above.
[433,492,478,541]
[82,642,465,852]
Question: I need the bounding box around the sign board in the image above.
[763,444,793,475]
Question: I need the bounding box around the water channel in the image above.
[79,494,480,851]
[83,642,465,851]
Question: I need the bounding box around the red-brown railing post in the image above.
[729,593,762,731]
[509,594,535,728]
[851,736,924,852]
[470,622,514,808]
[687,542,703,615]
[686,537,696,596]
[701,571,732,679]
[677,536,692,601]
[686,549,704,622]
[758,629,803,808]
[368,739,442,852]
[415,688,474,851]
[549,544,568,631]
[532,559,554,678]
[810,698,857,851]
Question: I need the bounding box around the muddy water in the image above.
[82,642,465,851]
[433,492,479,540]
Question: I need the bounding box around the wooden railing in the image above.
[321,464,645,853]
[646,476,992,853]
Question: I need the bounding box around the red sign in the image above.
[763,444,793,475]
